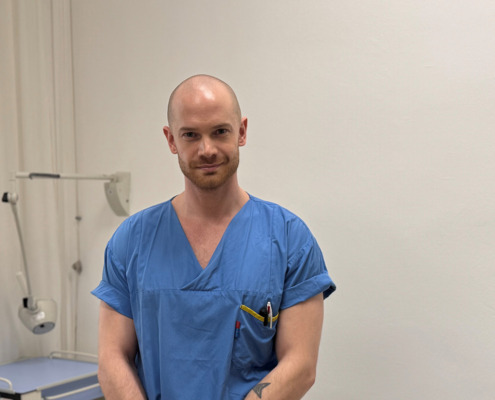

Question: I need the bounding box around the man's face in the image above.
[164,84,247,191]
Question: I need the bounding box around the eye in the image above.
[215,128,228,135]
[182,132,197,139]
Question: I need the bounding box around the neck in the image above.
[173,175,249,221]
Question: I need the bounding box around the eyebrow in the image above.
[178,123,233,132]
[212,123,233,130]
[178,127,197,133]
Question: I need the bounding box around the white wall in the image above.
[0,0,23,363]
[1,0,78,362]
[2,0,493,398]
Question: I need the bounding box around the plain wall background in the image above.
[2,1,494,399]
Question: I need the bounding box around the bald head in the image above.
[167,75,242,129]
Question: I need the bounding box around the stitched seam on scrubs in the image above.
[280,273,333,310]
[240,305,279,322]
[106,246,132,300]
[140,202,165,279]
[287,235,314,270]
[106,249,133,317]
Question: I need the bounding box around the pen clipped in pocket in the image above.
[239,304,279,327]
[231,300,279,369]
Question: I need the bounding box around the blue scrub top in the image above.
[92,195,335,400]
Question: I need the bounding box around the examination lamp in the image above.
[2,192,57,334]
[18,297,57,334]
[3,171,130,334]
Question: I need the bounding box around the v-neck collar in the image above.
[169,195,252,272]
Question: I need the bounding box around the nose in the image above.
[198,137,216,158]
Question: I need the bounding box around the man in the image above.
[93,75,336,400]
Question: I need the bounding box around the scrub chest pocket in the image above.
[232,301,280,370]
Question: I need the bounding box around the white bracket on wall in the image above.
[103,172,131,216]
[13,171,131,216]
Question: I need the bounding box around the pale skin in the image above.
[97,75,325,399]
[97,302,146,399]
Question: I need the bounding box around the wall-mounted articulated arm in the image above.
[14,171,131,216]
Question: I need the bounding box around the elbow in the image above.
[302,365,317,391]
[291,359,316,393]
[276,348,319,393]
[97,362,110,391]
[97,357,118,393]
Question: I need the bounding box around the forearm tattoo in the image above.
[252,382,271,398]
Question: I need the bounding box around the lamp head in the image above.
[19,297,57,334]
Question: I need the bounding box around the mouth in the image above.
[197,163,222,173]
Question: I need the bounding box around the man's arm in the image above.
[97,301,146,400]
[244,293,324,400]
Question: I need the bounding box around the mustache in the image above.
[194,154,219,165]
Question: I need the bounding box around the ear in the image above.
[238,117,248,147]
[163,126,178,154]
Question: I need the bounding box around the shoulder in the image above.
[249,195,310,226]
[108,200,172,251]
[248,195,314,242]
[129,199,172,223]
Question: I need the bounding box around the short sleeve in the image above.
[280,221,336,310]
[91,221,133,319]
